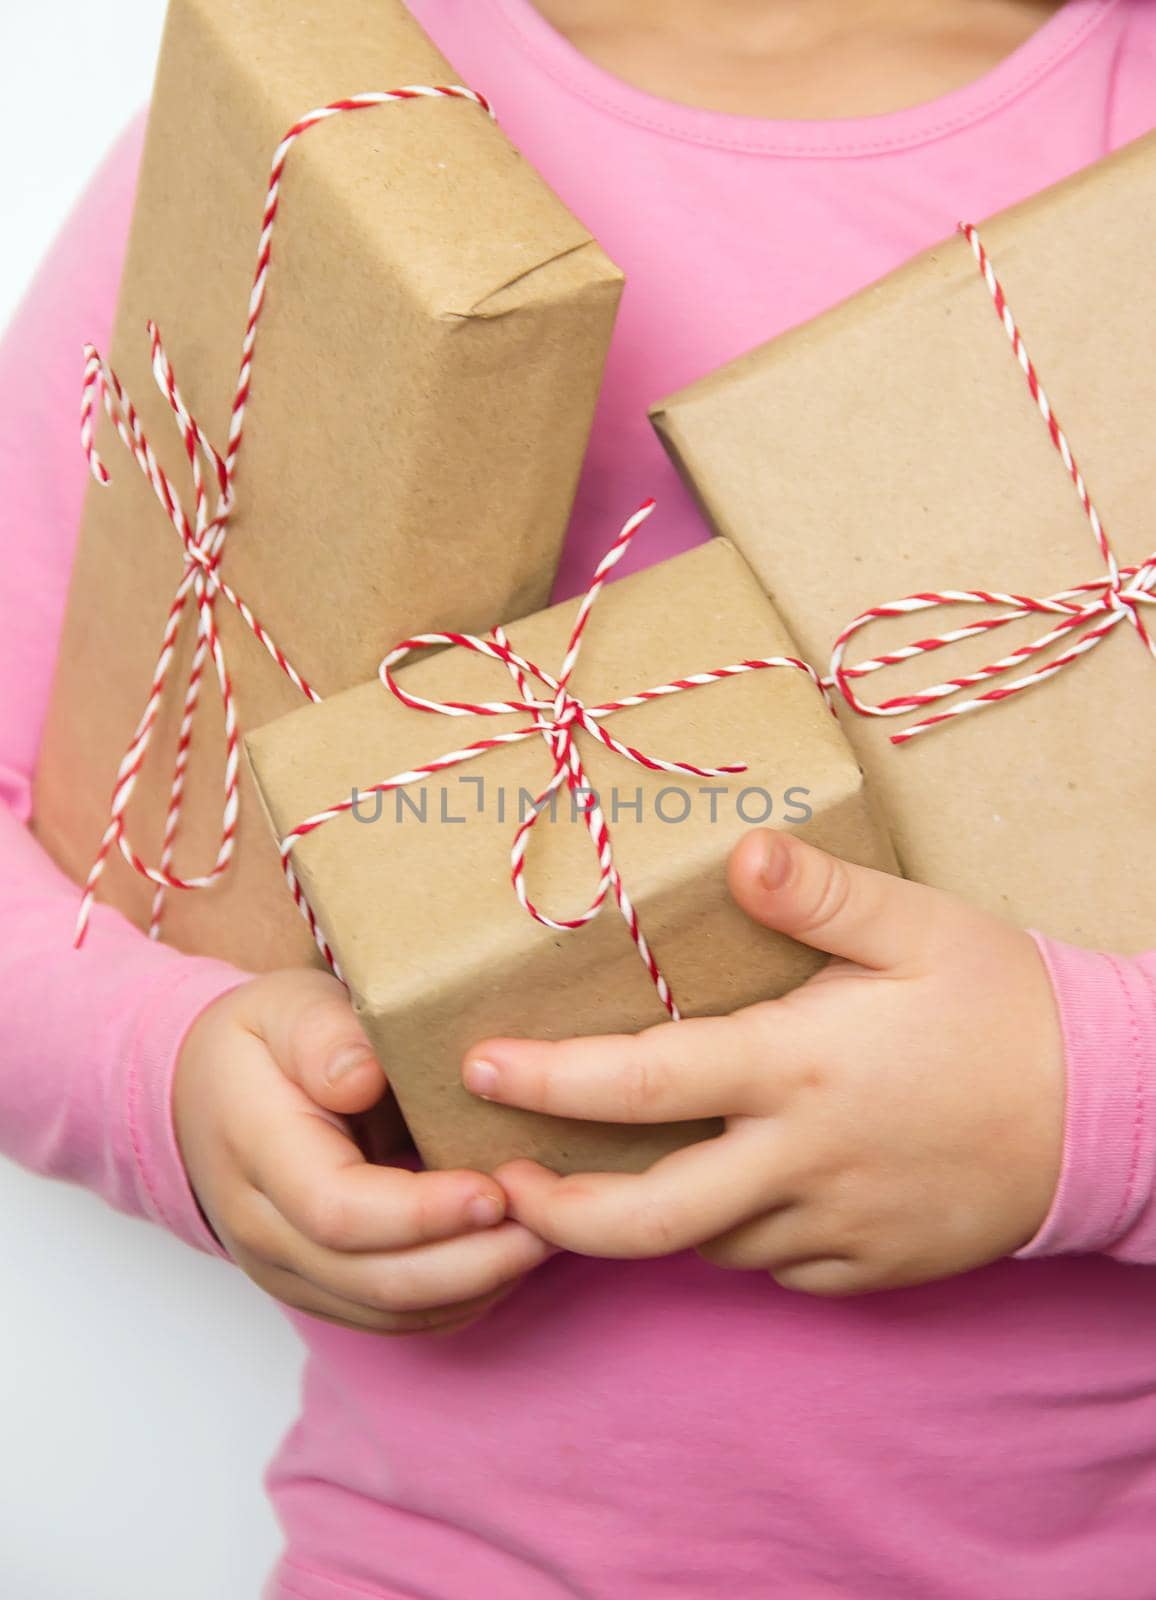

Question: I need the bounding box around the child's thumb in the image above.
[255,970,388,1115]
[726,829,927,972]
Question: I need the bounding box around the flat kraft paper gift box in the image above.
[652,134,1156,953]
[34,0,622,970]
[246,537,898,1175]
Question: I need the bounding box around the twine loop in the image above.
[826,223,1156,745]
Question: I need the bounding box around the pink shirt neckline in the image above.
[488,0,1119,156]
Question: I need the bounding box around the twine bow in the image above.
[74,86,493,946]
[827,222,1156,743]
[280,500,832,1017]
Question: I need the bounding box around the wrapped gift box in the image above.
[35,0,622,969]
[246,535,898,1174]
[652,134,1156,952]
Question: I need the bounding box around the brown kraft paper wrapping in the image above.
[652,134,1156,953]
[246,538,899,1175]
[34,0,622,970]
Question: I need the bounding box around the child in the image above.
[3,1,1155,1595]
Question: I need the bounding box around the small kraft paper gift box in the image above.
[245,521,898,1174]
[34,0,622,970]
[652,134,1156,952]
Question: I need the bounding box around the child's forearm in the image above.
[1017,937,1156,1266]
[0,119,244,1253]
[0,804,243,1252]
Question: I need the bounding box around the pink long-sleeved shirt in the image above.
[3,2,1156,1596]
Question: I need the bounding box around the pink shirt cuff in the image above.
[1016,934,1156,1263]
[125,958,250,1257]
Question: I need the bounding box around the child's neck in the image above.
[526,0,1069,118]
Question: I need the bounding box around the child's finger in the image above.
[496,1125,787,1258]
[245,968,388,1116]
[698,1203,830,1273]
[727,829,941,972]
[249,1109,507,1251]
[272,1219,552,1314]
[256,1264,514,1336]
[461,1011,795,1123]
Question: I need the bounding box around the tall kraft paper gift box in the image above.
[34,0,622,970]
[652,134,1156,953]
[246,538,899,1174]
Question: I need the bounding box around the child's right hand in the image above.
[173,971,550,1335]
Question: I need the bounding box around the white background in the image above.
[0,5,305,1597]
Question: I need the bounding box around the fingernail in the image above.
[463,1059,501,1100]
[758,831,791,890]
[325,1045,377,1086]
[467,1193,505,1228]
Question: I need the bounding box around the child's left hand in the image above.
[463,830,1066,1296]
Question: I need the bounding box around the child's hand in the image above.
[463,831,1066,1297]
[174,972,550,1334]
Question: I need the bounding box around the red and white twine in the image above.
[280,500,833,1017]
[827,222,1156,743]
[74,86,492,946]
